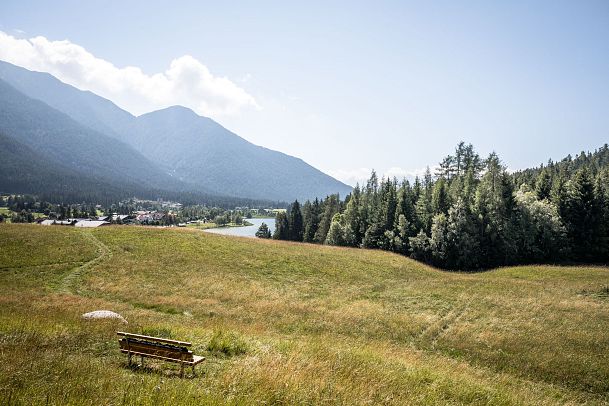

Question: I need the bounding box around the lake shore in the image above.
[203,217,275,238]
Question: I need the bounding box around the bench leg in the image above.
[140,355,144,366]
[180,363,184,378]
[128,352,132,366]
[192,365,196,377]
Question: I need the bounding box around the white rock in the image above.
[82,310,127,323]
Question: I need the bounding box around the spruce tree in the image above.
[273,212,289,240]
[443,198,480,270]
[474,153,512,267]
[393,181,417,253]
[366,178,397,250]
[415,185,433,234]
[314,195,340,243]
[564,167,603,260]
[595,169,609,259]
[256,222,272,239]
[303,198,321,243]
[302,201,313,242]
[343,185,363,246]
[535,168,552,200]
[288,200,304,241]
[431,177,450,215]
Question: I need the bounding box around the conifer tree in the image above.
[343,185,363,246]
[256,222,272,239]
[431,177,450,215]
[288,200,304,241]
[409,230,431,262]
[443,198,480,270]
[364,178,397,249]
[303,198,321,243]
[393,181,417,253]
[564,167,603,260]
[273,211,289,240]
[314,195,340,243]
[535,168,552,200]
[415,184,433,234]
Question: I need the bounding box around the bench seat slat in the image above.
[120,349,205,365]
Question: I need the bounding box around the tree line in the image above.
[268,143,609,270]
[1,195,100,223]
[0,194,251,227]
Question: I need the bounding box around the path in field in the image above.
[417,295,472,348]
[58,231,112,295]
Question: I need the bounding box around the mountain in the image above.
[0,61,352,202]
[131,106,352,201]
[0,78,182,192]
[0,60,133,139]
[0,78,271,207]
[0,130,126,201]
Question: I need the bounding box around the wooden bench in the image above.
[117,331,205,377]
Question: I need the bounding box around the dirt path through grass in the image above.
[417,295,473,348]
[58,230,112,295]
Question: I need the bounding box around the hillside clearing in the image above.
[0,224,608,405]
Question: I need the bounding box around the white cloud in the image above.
[328,166,433,187]
[0,31,259,117]
[327,168,374,187]
[240,73,252,83]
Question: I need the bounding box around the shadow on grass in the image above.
[432,260,609,274]
[121,360,202,379]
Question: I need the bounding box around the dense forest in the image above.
[271,143,609,270]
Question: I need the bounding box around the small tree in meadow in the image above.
[256,223,272,239]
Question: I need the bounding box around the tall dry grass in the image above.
[0,224,608,405]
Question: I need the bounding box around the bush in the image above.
[140,327,174,339]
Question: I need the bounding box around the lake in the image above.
[203,217,275,238]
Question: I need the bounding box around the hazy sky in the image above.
[1,1,608,185]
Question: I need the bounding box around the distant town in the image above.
[0,195,283,229]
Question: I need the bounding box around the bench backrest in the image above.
[117,331,194,362]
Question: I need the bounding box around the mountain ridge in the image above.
[0,78,276,207]
[0,60,352,202]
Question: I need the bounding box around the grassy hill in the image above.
[1,224,608,405]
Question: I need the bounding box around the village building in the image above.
[74,220,110,228]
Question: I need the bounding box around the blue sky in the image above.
[1,1,608,185]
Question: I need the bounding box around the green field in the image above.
[0,208,47,222]
[1,224,608,405]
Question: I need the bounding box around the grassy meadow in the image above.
[0,224,608,405]
[186,222,219,230]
